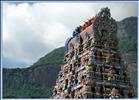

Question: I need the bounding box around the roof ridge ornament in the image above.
[98,7,111,18]
[93,7,117,40]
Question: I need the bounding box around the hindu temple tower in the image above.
[53,7,134,99]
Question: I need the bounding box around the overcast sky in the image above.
[2,2,138,68]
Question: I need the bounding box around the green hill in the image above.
[117,17,137,65]
[117,17,137,54]
[3,17,137,98]
[3,47,64,98]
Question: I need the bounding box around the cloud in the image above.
[2,2,138,68]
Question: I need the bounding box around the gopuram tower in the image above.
[53,7,134,99]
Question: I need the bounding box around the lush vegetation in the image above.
[3,47,64,98]
[118,17,137,54]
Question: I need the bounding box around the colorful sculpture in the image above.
[53,7,134,98]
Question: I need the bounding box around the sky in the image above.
[2,2,138,68]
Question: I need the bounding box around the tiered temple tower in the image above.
[53,7,134,99]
